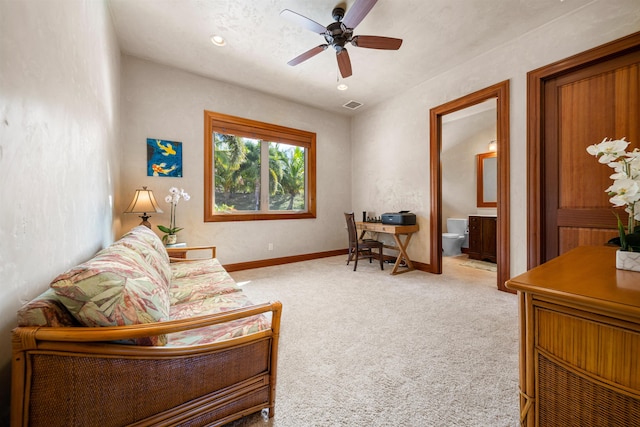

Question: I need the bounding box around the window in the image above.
[204,111,316,222]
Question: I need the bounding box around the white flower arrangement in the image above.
[587,137,640,251]
[157,187,190,242]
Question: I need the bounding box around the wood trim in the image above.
[411,260,433,273]
[429,107,443,275]
[223,249,433,274]
[527,31,640,269]
[203,110,317,222]
[223,249,348,272]
[476,151,498,208]
[429,80,511,292]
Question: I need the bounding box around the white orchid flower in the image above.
[627,150,640,178]
[633,201,640,221]
[587,137,629,164]
[607,178,640,206]
[158,187,191,240]
[591,138,639,250]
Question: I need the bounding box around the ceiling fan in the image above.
[280,0,403,78]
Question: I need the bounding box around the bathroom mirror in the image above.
[477,152,497,207]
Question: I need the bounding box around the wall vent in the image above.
[343,100,363,110]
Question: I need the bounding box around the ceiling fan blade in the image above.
[351,35,403,50]
[280,9,326,34]
[342,0,378,29]
[287,44,328,66]
[336,49,352,78]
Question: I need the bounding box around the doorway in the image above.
[429,80,511,292]
[527,32,640,268]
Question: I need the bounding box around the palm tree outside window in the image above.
[204,111,316,222]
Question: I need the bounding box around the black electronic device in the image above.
[381,211,416,225]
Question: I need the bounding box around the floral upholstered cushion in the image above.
[117,225,171,287]
[167,291,271,346]
[169,258,241,305]
[169,274,241,305]
[50,243,170,346]
[170,258,228,279]
[17,288,79,327]
[167,314,271,346]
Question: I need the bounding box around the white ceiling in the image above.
[107,0,593,115]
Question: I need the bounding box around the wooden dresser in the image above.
[506,246,640,427]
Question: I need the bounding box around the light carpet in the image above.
[227,255,519,426]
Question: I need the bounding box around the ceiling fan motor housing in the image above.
[326,8,352,52]
[325,23,351,51]
[332,7,345,22]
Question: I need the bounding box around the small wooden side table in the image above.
[165,242,188,259]
[166,245,216,262]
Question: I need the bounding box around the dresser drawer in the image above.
[535,304,640,391]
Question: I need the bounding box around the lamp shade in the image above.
[124,186,163,227]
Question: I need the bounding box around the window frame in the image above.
[204,110,316,222]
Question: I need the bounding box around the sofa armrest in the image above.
[13,301,281,349]
[167,245,216,262]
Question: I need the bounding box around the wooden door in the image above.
[528,33,640,266]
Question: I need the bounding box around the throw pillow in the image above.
[50,244,170,345]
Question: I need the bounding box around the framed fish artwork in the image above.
[147,138,183,177]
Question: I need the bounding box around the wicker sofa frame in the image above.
[11,301,282,427]
[11,244,282,427]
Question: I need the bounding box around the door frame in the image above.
[429,80,511,292]
[527,32,640,269]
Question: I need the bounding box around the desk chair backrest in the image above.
[344,212,358,247]
[343,212,384,271]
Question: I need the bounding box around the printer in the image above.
[381,211,416,225]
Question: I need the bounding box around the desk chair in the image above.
[344,212,384,271]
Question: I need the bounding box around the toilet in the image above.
[442,218,469,256]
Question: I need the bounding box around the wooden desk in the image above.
[506,246,640,427]
[356,222,419,275]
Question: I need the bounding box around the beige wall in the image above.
[1,0,638,422]
[118,56,352,264]
[351,0,640,274]
[0,0,122,419]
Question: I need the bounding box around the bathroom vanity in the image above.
[468,215,496,263]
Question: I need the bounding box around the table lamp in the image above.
[124,186,163,228]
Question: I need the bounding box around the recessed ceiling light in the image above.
[210,35,226,47]
[337,83,348,91]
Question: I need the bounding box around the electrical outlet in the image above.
[268,243,273,251]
